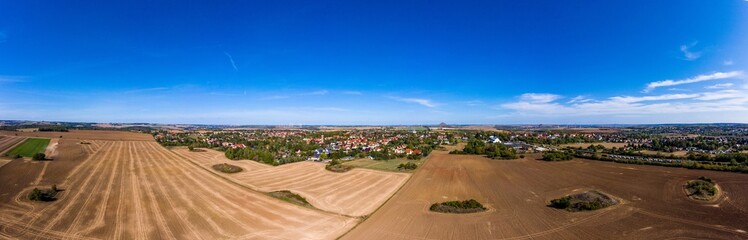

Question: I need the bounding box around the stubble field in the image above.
[0,131,356,239]
[343,151,748,239]
[172,148,410,217]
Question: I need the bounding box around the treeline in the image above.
[575,152,748,174]
[542,151,573,161]
[450,140,517,159]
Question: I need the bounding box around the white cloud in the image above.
[567,96,592,104]
[501,88,748,119]
[680,42,701,61]
[724,60,734,66]
[390,97,438,107]
[609,93,699,103]
[518,93,562,103]
[706,83,734,89]
[643,71,742,92]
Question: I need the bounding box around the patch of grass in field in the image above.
[212,163,243,173]
[268,190,313,208]
[6,138,50,158]
[342,157,424,172]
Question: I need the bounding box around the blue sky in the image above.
[1,1,747,125]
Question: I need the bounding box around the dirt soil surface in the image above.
[0,136,356,239]
[343,151,748,240]
[0,130,153,141]
[173,148,410,217]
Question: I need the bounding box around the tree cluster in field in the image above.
[542,151,574,161]
[325,159,353,172]
[32,153,46,161]
[212,163,243,173]
[397,162,418,171]
[28,185,60,202]
[549,191,616,212]
[429,199,487,213]
[685,177,717,201]
[450,139,517,159]
[575,149,748,174]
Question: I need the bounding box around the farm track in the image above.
[343,151,748,240]
[0,138,356,239]
[172,148,411,217]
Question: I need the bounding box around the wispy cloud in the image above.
[223,51,238,72]
[724,60,734,66]
[0,75,27,83]
[518,93,562,103]
[390,97,438,107]
[680,42,701,61]
[261,95,289,100]
[342,91,362,95]
[643,71,742,92]
[462,100,485,106]
[309,90,328,95]
[124,87,169,94]
[567,96,592,104]
[706,83,734,89]
[312,107,347,112]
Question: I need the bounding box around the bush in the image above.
[397,162,418,171]
[429,199,487,213]
[685,179,717,200]
[188,146,194,151]
[32,153,46,161]
[28,186,60,202]
[550,197,571,209]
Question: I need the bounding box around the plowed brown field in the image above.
[0,136,356,239]
[0,130,153,141]
[172,148,410,216]
[343,151,748,239]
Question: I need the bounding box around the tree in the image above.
[188,146,195,151]
[32,153,46,161]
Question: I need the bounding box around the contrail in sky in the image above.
[223,51,238,71]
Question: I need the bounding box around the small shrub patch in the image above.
[685,176,718,201]
[430,199,487,214]
[212,163,243,173]
[549,190,617,212]
[28,185,60,202]
[397,162,418,171]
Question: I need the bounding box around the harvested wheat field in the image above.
[172,148,410,217]
[0,136,356,239]
[343,150,748,240]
